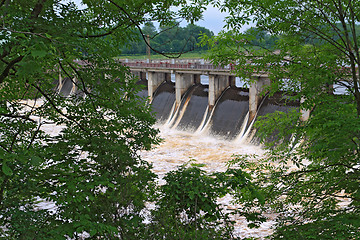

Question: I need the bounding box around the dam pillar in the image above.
[165,72,171,82]
[57,70,63,92]
[131,71,147,81]
[299,83,332,121]
[69,76,77,95]
[229,76,236,87]
[139,71,147,81]
[148,71,165,101]
[300,97,310,121]
[249,76,271,122]
[208,74,229,108]
[175,73,194,106]
[194,74,201,85]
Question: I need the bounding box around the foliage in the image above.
[243,27,278,50]
[121,22,214,56]
[145,160,265,240]
[0,0,208,239]
[203,0,360,239]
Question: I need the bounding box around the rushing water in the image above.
[137,78,302,238]
[140,124,276,239]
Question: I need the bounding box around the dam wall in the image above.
[54,60,305,141]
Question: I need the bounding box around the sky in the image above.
[184,6,229,34]
[71,0,250,35]
[193,6,255,34]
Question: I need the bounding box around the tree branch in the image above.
[31,83,88,132]
[0,113,36,123]
[0,55,23,84]
[78,21,134,38]
[0,27,53,41]
[30,0,47,19]
[256,3,349,57]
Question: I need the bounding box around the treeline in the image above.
[243,24,360,50]
[243,27,278,49]
[122,23,360,56]
[121,22,214,55]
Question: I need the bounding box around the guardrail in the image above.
[124,62,235,71]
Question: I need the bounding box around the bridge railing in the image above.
[123,62,235,71]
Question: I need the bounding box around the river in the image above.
[141,124,275,239]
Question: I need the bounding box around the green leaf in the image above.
[190,163,206,167]
[353,137,360,146]
[89,229,97,236]
[30,156,42,166]
[2,162,13,176]
[31,49,47,58]
[17,60,41,76]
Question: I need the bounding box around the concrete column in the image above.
[229,76,236,87]
[71,77,77,95]
[175,73,194,105]
[249,76,271,122]
[194,74,201,85]
[299,83,332,121]
[300,97,310,121]
[148,72,165,101]
[165,72,171,82]
[58,70,63,92]
[208,74,229,108]
[131,71,147,81]
[139,71,147,81]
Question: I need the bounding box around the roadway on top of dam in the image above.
[121,58,358,79]
[122,59,268,77]
[124,60,234,75]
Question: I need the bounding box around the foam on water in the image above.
[143,124,264,173]
[140,124,277,239]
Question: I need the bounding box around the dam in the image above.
[126,59,301,142]
[129,60,300,237]
[56,59,303,142]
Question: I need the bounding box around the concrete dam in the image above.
[56,59,301,143]
[129,60,300,142]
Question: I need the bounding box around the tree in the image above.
[147,162,235,240]
[203,0,360,238]
[243,27,278,49]
[145,160,264,240]
[121,22,214,55]
[0,0,206,238]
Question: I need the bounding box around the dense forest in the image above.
[120,22,214,55]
